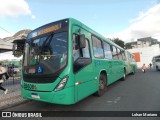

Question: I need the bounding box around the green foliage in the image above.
[111,38,125,48]
[14,51,23,57]
[125,43,132,49]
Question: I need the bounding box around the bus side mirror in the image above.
[12,39,26,57]
[79,34,86,48]
[13,43,17,55]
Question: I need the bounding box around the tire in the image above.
[121,69,126,81]
[94,73,107,97]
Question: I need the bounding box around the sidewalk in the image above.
[0,78,29,110]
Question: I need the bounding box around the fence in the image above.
[0,71,22,110]
[0,72,21,99]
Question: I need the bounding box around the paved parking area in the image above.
[0,78,28,110]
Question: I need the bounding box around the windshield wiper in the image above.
[30,33,54,56]
[40,33,54,54]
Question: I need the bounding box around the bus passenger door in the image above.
[72,26,97,102]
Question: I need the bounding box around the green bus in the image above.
[20,18,136,105]
[125,51,137,75]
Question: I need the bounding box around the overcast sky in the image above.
[0,0,160,43]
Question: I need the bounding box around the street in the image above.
[3,69,160,119]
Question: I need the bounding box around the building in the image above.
[125,37,160,49]
[0,39,12,53]
[125,37,160,68]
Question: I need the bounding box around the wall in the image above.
[127,44,160,68]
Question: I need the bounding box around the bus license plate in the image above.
[29,68,36,74]
[31,93,40,99]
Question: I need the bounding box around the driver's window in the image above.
[82,39,90,58]
[73,34,90,61]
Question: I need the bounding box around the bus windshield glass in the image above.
[23,32,68,75]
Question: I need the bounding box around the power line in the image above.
[0,26,11,33]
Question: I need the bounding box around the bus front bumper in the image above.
[21,86,75,105]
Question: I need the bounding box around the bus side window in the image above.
[92,36,104,58]
[82,39,90,58]
[130,54,132,61]
[120,50,123,61]
[103,41,112,59]
[133,56,135,62]
[73,34,91,73]
[73,34,90,61]
[112,46,118,60]
[117,48,123,60]
[122,51,126,61]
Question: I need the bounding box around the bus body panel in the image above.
[21,85,75,105]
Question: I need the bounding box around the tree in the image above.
[125,43,132,49]
[14,51,23,57]
[111,38,125,48]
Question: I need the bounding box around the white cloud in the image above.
[106,3,160,43]
[31,15,36,19]
[0,0,35,18]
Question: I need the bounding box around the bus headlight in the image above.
[54,76,69,92]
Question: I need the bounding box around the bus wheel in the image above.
[121,69,126,81]
[94,74,107,97]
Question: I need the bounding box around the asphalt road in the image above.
[2,69,160,120]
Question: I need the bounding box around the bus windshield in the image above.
[23,32,68,75]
